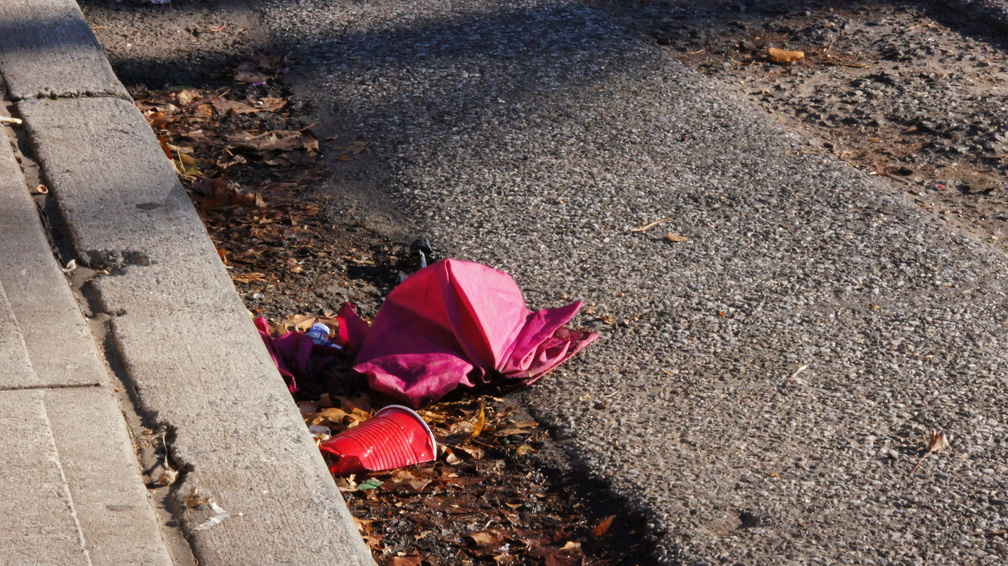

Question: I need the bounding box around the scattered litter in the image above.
[184,487,231,530]
[357,478,383,491]
[305,322,343,350]
[0,116,23,125]
[192,502,231,531]
[308,424,332,438]
[61,259,77,274]
[255,302,363,397]
[320,405,436,475]
[411,237,434,270]
[664,232,689,243]
[34,184,49,195]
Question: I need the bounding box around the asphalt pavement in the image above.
[3,0,1007,563]
[0,1,374,564]
[264,0,1008,563]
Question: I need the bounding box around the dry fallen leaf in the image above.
[175,89,202,106]
[560,541,582,552]
[184,488,210,509]
[147,111,171,128]
[195,176,261,210]
[665,232,689,243]
[210,97,261,115]
[471,397,486,438]
[311,407,355,428]
[257,97,287,112]
[178,153,199,175]
[230,271,267,283]
[908,430,951,478]
[927,430,951,453]
[455,444,485,460]
[194,104,214,120]
[393,470,432,493]
[279,313,315,332]
[591,515,615,538]
[493,421,539,436]
[157,135,173,160]
[362,534,384,551]
[516,444,538,456]
[228,130,319,153]
[768,47,805,64]
[468,530,502,548]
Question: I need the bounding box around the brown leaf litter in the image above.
[140,55,652,566]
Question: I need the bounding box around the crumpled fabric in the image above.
[255,303,364,398]
[350,259,597,408]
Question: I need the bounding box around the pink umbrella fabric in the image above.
[351,259,597,408]
[254,302,364,397]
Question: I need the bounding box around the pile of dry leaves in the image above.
[136,56,650,565]
[297,390,628,565]
[133,55,328,288]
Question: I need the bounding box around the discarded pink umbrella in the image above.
[256,259,597,408]
[349,259,597,408]
[320,405,437,475]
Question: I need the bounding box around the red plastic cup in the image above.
[320,405,437,475]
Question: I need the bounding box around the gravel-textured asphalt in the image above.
[266,1,1008,563]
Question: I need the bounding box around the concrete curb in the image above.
[1,99,174,565]
[0,0,128,101]
[1,2,375,565]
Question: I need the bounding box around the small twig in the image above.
[629,217,670,232]
[0,116,23,125]
[790,364,810,380]
[869,171,914,185]
[821,60,870,69]
[823,36,837,57]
